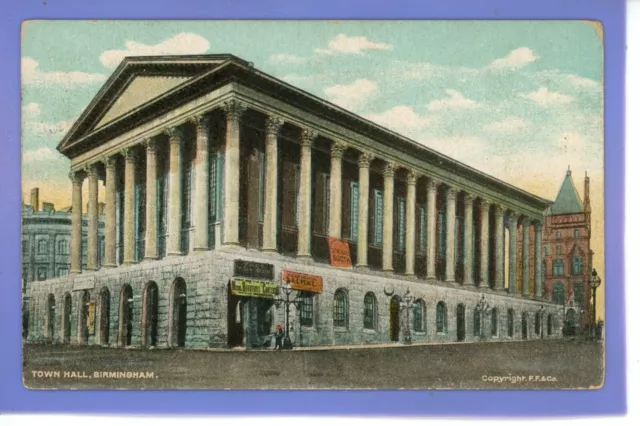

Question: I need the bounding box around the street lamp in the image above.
[589,268,602,339]
[476,294,490,340]
[273,282,301,350]
[538,305,546,340]
[398,289,414,345]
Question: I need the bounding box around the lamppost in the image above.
[399,289,414,345]
[589,268,602,339]
[476,294,490,340]
[538,305,545,340]
[273,282,301,350]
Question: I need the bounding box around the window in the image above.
[507,309,515,337]
[437,211,446,259]
[436,301,447,333]
[556,231,561,240]
[57,267,69,278]
[572,257,583,276]
[57,239,69,255]
[573,282,584,305]
[547,314,553,335]
[181,147,193,254]
[491,308,498,337]
[22,240,28,255]
[363,292,377,330]
[373,189,383,246]
[454,216,462,264]
[349,181,359,241]
[209,153,225,222]
[299,292,314,327]
[319,173,331,235]
[473,308,481,336]
[413,300,425,332]
[418,205,427,254]
[552,283,564,304]
[396,196,406,251]
[333,290,348,328]
[37,239,48,255]
[37,267,47,281]
[552,260,564,276]
[574,229,579,238]
[555,245,562,255]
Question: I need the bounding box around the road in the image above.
[23,340,604,390]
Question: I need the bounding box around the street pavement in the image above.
[22,339,604,390]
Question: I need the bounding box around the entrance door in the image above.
[47,295,55,341]
[456,304,466,342]
[172,279,187,348]
[99,289,110,345]
[522,313,528,340]
[566,308,576,336]
[80,290,90,344]
[390,296,401,342]
[227,284,244,347]
[119,285,133,347]
[63,293,72,343]
[144,283,159,347]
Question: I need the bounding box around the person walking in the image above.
[274,324,284,350]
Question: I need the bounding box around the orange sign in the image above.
[282,270,323,294]
[328,237,352,268]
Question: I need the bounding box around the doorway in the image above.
[143,282,159,347]
[119,285,133,347]
[99,288,110,345]
[79,290,90,344]
[522,313,528,340]
[172,278,187,348]
[47,294,55,342]
[389,295,401,342]
[63,293,72,343]
[456,303,466,342]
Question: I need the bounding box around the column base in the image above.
[478,283,489,288]
[296,253,313,261]
[426,275,437,280]
[404,272,415,278]
[102,263,118,268]
[123,260,138,266]
[193,247,210,252]
[261,248,278,253]
[142,256,159,262]
[382,268,394,273]
[70,269,82,275]
[463,281,475,286]
[166,251,184,257]
[445,279,456,284]
[355,263,369,270]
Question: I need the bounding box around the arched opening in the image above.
[63,293,72,343]
[473,308,481,337]
[363,292,377,330]
[389,295,401,342]
[171,278,187,348]
[507,309,514,337]
[46,294,56,342]
[491,308,498,337]
[566,308,577,337]
[99,288,110,345]
[547,313,553,336]
[142,282,159,347]
[436,301,447,334]
[456,303,466,342]
[22,299,29,340]
[535,311,542,336]
[78,290,90,344]
[413,299,425,333]
[118,285,134,347]
[227,283,244,347]
[521,312,528,340]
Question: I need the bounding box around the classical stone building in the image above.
[24,54,562,349]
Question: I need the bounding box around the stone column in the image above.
[122,148,136,265]
[534,221,543,297]
[192,114,211,251]
[166,127,183,256]
[463,194,475,286]
[329,141,347,239]
[70,170,84,274]
[426,179,438,280]
[494,204,505,290]
[103,156,117,267]
[144,139,159,260]
[297,129,316,259]
[445,187,457,283]
[507,212,518,294]
[521,217,531,296]
[405,171,417,276]
[262,116,283,252]
[479,200,490,288]
[86,163,99,270]
[382,162,396,272]
[221,99,247,246]
[356,153,373,268]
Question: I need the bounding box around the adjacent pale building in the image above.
[24,54,562,349]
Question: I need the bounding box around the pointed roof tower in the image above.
[550,166,584,215]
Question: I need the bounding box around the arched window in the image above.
[57,239,69,255]
[299,292,314,327]
[333,289,348,328]
[507,309,515,337]
[491,308,498,337]
[363,292,377,330]
[413,299,425,332]
[552,283,564,304]
[436,301,447,333]
[547,314,553,335]
[473,308,481,336]
[535,311,542,335]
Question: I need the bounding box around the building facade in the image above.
[24,54,563,349]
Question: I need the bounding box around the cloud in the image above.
[419,136,488,162]
[519,87,575,106]
[564,73,600,90]
[269,53,307,64]
[488,47,539,70]
[484,117,530,133]
[323,79,379,110]
[22,147,64,165]
[22,57,107,87]
[427,89,480,112]
[22,102,41,118]
[315,34,391,55]
[99,33,210,68]
[364,106,434,134]
[28,120,74,136]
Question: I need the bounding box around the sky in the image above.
[20,20,604,316]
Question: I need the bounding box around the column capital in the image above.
[534,221,543,232]
[83,163,99,178]
[507,212,519,226]
[358,152,374,168]
[102,155,117,170]
[164,126,183,143]
[427,179,439,191]
[445,186,458,201]
[299,128,318,147]
[521,216,531,227]
[406,170,418,186]
[143,138,158,154]
[265,116,284,136]
[383,162,397,178]
[330,141,348,159]
[464,193,475,204]
[68,170,86,184]
[120,147,136,163]
[494,203,505,214]
[189,113,211,131]
[221,99,247,121]
[479,198,490,210]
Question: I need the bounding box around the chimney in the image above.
[584,171,591,212]
[42,202,55,213]
[30,188,40,212]
[566,165,571,177]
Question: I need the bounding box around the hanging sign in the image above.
[87,301,96,335]
[230,278,278,298]
[282,270,323,293]
[328,237,352,268]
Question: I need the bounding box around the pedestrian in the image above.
[274,324,284,350]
